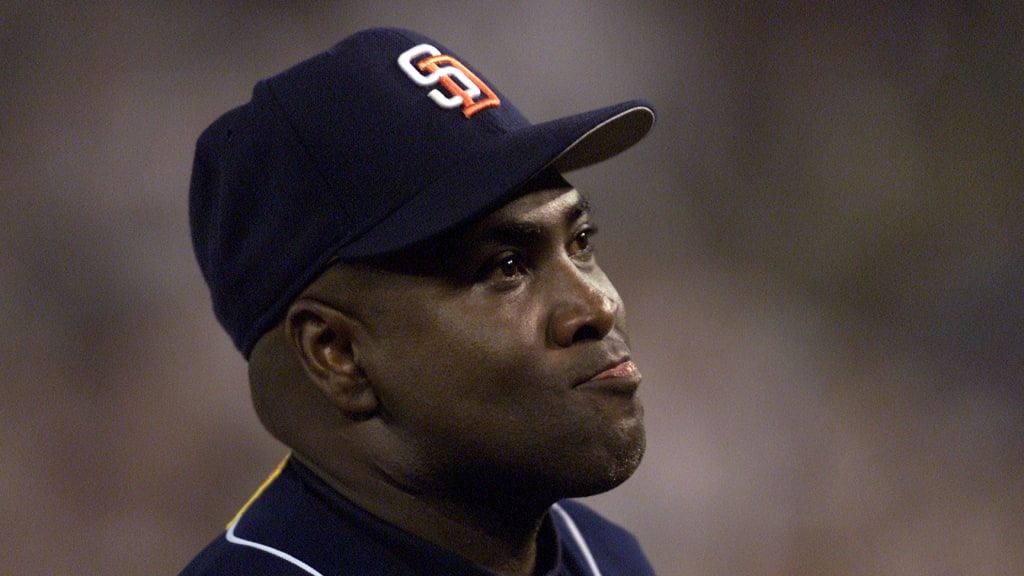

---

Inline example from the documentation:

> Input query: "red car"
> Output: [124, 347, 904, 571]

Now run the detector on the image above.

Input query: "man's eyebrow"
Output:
[476, 194, 591, 247]
[570, 194, 591, 220]
[472, 220, 544, 250]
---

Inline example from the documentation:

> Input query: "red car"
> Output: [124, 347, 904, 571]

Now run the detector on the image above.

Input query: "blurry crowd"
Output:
[2, 3, 1021, 574]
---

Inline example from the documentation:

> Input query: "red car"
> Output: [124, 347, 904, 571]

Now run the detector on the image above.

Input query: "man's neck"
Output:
[293, 452, 552, 576]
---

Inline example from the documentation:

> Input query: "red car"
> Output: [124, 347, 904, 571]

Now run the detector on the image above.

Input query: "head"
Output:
[189, 28, 655, 507]
[250, 169, 644, 506]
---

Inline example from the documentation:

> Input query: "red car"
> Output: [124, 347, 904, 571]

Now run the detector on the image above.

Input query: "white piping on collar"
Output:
[550, 503, 603, 576]
[224, 499, 600, 576]
[225, 516, 325, 576]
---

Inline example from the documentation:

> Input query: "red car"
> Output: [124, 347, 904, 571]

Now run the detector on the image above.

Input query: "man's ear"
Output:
[285, 298, 378, 419]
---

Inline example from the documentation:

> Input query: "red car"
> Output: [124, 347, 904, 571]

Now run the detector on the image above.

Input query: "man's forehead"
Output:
[347, 186, 587, 278]
[473, 186, 588, 235]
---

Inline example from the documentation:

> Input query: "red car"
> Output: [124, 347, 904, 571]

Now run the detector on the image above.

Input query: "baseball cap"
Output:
[189, 27, 655, 358]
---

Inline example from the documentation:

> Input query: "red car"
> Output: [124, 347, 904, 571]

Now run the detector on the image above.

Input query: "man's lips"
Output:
[576, 360, 641, 393]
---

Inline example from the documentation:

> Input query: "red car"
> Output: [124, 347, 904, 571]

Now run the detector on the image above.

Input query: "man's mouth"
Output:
[576, 360, 641, 394]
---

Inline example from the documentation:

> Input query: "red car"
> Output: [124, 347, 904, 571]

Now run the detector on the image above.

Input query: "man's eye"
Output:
[495, 255, 526, 279]
[570, 227, 597, 257]
[478, 253, 528, 285]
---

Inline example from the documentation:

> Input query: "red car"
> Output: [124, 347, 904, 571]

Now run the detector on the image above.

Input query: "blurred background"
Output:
[2, 2, 1022, 574]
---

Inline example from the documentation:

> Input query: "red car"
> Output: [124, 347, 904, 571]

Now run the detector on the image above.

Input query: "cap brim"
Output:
[337, 99, 655, 259]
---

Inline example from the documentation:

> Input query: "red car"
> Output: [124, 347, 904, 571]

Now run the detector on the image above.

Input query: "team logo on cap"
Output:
[397, 44, 500, 118]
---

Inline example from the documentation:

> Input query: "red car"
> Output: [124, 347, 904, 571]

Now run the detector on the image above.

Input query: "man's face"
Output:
[347, 183, 645, 504]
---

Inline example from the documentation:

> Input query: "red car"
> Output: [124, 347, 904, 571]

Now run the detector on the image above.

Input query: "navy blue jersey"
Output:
[180, 458, 655, 576]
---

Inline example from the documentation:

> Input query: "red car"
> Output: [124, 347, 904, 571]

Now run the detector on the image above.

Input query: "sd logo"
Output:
[398, 44, 501, 118]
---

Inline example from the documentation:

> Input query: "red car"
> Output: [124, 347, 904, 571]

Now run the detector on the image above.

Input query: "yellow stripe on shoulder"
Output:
[226, 453, 291, 530]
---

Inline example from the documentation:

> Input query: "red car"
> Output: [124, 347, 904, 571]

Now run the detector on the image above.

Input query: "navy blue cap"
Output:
[190, 28, 655, 358]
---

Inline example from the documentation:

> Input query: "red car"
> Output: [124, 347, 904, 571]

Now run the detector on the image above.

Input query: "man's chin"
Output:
[562, 430, 647, 499]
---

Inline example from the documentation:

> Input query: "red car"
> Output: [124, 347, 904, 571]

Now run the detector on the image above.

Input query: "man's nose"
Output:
[547, 267, 618, 348]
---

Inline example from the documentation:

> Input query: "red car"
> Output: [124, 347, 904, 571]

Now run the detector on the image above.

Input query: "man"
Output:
[183, 27, 656, 576]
